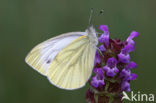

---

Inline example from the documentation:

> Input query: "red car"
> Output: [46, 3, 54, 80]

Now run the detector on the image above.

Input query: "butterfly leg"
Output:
[96, 47, 104, 57]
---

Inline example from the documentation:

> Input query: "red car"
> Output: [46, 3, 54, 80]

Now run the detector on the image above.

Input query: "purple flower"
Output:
[98, 25, 109, 47]
[99, 25, 109, 32]
[91, 68, 105, 88]
[99, 45, 106, 52]
[120, 69, 131, 81]
[122, 44, 135, 54]
[118, 53, 130, 63]
[94, 51, 101, 64]
[103, 57, 119, 77]
[126, 61, 137, 69]
[127, 31, 139, 46]
[118, 44, 134, 64]
[120, 71, 137, 92]
[121, 81, 131, 92]
[117, 31, 139, 64]
[91, 75, 105, 88]
[86, 25, 139, 102]
[93, 68, 104, 77]
[130, 73, 138, 80]
[120, 68, 137, 81]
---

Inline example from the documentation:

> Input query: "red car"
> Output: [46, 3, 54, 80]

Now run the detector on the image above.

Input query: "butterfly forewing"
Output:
[47, 35, 96, 90]
[25, 32, 86, 76]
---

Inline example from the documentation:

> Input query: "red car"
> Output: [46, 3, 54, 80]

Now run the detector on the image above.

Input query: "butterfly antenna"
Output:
[88, 9, 104, 28]
[98, 9, 104, 16]
[96, 9, 104, 36]
[88, 8, 94, 26]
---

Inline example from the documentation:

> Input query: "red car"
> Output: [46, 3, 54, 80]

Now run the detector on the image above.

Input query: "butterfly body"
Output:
[25, 26, 97, 90]
[86, 26, 98, 46]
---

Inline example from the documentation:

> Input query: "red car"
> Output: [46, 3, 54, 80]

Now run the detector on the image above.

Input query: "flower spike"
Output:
[86, 25, 139, 103]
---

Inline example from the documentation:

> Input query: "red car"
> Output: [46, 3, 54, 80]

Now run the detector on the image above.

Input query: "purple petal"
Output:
[103, 57, 119, 77]
[127, 39, 135, 46]
[121, 81, 131, 92]
[103, 66, 109, 72]
[91, 77, 98, 88]
[93, 68, 102, 73]
[94, 51, 101, 64]
[127, 31, 139, 40]
[99, 45, 106, 52]
[103, 35, 109, 47]
[103, 66, 119, 77]
[93, 68, 104, 79]
[99, 25, 109, 33]
[120, 69, 131, 78]
[106, 57, 117, 68]
[106, 69, 116, 77]
[120, 69, 137, 81]
[118, 53, 130, 63]
[122, 44, 135, 54]
[98, 34, 109, 47]
[126, 31, 139, 46]
[98, 25, 109, 47]
[130, 73, 138, 80]
[91, 75, 105, 88]
[126, 61, 138, 69]
[114, 67, 119, 73]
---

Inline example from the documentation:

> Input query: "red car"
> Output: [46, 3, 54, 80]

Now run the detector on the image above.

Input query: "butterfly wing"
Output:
[47, 35, 96, 90]
[25, 32, 86, 76]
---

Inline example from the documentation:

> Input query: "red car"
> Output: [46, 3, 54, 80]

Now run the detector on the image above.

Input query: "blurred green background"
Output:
[0, 0, 156, 103]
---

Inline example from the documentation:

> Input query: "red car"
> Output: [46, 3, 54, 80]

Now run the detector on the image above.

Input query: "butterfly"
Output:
[25, 26, 98, 90]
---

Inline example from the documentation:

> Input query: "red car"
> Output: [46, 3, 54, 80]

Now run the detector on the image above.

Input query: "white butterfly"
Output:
[25, 26, 98, 90]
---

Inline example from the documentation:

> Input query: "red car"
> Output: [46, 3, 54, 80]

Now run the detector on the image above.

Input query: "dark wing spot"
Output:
[46, 60, 51, 64]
